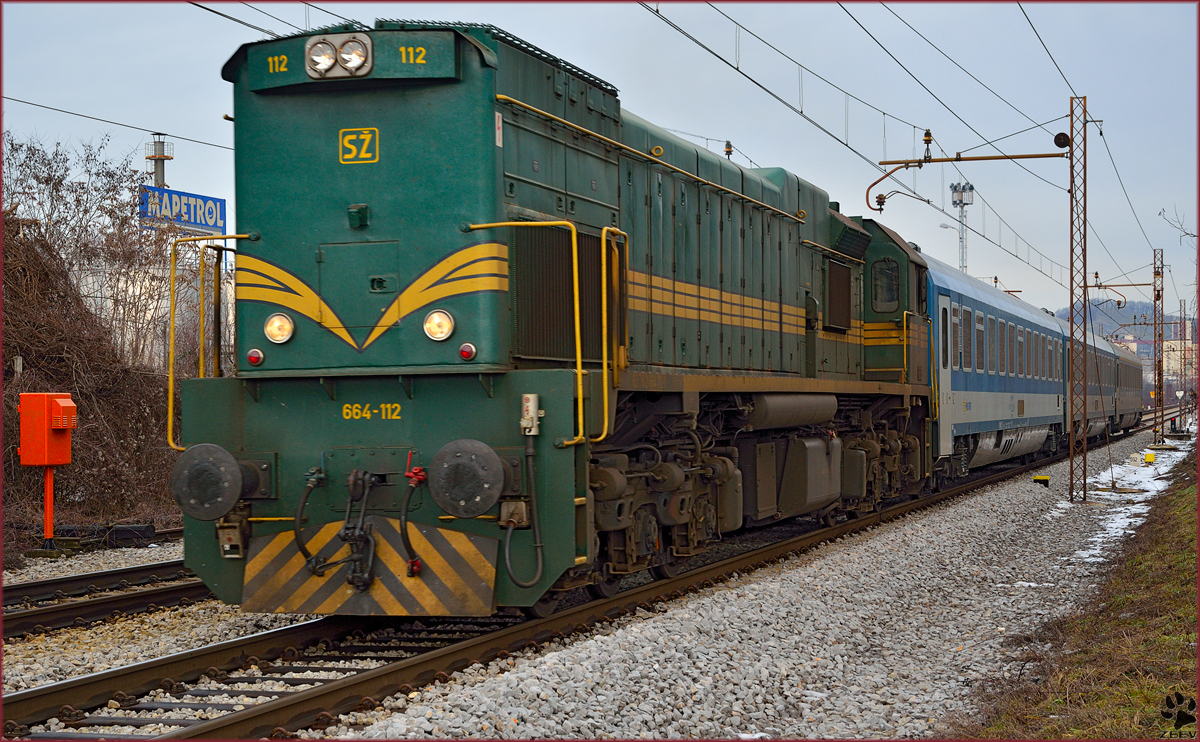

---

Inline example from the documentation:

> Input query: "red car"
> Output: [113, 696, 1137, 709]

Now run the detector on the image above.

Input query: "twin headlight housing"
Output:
[262, 310, 457, 344]
[304, 33, 373, 79]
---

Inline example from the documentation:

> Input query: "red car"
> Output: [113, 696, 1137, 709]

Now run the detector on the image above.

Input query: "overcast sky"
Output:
[4, 2, 1196, 325]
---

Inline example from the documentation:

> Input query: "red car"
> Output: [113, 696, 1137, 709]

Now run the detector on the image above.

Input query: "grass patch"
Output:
[956, 449, 1197, 739]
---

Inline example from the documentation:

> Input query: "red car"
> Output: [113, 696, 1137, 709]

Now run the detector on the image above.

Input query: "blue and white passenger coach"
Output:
[926, 255, 1141, 487]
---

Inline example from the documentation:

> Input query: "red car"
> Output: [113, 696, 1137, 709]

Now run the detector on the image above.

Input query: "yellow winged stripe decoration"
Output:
[235, 254, 357, 348]
[361, 243, 509, 350]
[235, 244, 509, 352]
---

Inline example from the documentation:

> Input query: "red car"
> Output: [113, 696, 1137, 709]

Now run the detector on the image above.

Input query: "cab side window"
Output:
[871, 258, 900, 313]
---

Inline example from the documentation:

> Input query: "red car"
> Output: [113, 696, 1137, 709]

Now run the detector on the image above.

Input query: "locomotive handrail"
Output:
[901, 310, 921, 386]
[927, 315, 938, 422]
[467, 221, 589, 448]
[167, 234, 250, 452]
[592, 226, 628, 443]
[494, 95, 872, 267]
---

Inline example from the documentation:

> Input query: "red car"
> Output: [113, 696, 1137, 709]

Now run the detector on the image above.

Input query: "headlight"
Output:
[308, 41, 336, 72]
[423, 310, 454, 341]
[264, 313, 295, 343]
[339, 39, 367, 70]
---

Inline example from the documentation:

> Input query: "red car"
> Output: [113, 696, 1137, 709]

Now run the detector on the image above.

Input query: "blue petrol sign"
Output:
[139, 185, 227, 234]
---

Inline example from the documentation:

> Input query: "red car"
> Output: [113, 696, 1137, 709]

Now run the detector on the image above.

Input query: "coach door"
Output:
[937, 294, 952, 455]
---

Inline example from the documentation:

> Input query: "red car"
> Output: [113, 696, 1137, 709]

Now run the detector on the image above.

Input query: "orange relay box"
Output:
[19, 392, 77, 466]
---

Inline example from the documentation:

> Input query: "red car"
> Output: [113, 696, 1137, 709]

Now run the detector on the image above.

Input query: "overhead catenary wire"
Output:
[241, 2, 303, 32]
[705, 3, 924, 130]
[958, 116, 1067, 156]
[881, 3, 1059, 137]
[661, 128, 761, 167]
[1013, 5, 1164, 304]
[1018, 3, 1078, 98]
[850, 6, 1160, 295]
[2, 96, 234, 151]
[648, 5, 1070, 289]
[838, 3, 1066, 194]
[302, 2, 366, 29]
[640, 3, 1068, 288]
[188, 2, 278, 37]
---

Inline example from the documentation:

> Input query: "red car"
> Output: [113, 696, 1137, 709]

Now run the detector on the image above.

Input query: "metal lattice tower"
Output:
[1067, 97, 1088, 503]
[1182, 299, 1189, 399]
[950, 183, 974, 273]
[1153, 248, 1164, 444]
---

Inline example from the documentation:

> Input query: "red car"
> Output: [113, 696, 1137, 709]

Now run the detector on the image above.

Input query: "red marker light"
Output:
[247, 348, 265, 366]
[459, 343, 477, 361]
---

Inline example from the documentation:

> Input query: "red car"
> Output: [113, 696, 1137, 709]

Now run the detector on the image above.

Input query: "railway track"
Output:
[7, 420, 1181, 740]
[3, 561, 206, 640]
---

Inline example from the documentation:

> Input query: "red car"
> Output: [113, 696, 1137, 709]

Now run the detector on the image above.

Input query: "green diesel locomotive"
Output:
[172, 21, 932, 618]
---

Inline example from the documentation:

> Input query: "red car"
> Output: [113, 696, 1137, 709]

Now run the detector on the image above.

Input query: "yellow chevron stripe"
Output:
[406, 526, 491, 615]
[235, 255, 358, 349]
[374, 532, 452, 615]
[362, 243, 509, 350]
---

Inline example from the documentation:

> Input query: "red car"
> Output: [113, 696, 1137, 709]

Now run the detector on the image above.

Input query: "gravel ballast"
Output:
[3, 541, 183, 585]
[295, 428, 1192, 739]
[2, 601, 311, 693]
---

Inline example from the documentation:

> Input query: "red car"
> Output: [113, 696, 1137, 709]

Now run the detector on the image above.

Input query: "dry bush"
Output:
[2, 131, 209, 561]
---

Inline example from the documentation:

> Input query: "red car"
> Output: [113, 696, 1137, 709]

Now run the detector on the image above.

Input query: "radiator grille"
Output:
[510, 226, 605, 361]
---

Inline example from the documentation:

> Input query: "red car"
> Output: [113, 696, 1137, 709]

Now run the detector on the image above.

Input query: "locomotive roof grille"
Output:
[374, 20, 619, 96]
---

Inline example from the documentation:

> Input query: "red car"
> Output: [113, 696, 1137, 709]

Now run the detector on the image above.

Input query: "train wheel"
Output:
[651, 558, 682, 580]
[588, 574, 623, 600]
[523, 593, 559, 619]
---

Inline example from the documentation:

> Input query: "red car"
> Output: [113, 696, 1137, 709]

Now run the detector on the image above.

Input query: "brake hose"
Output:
[503, 434, 544, 588]
[401, 459, 426, 577]
[294, 473, 322, 572]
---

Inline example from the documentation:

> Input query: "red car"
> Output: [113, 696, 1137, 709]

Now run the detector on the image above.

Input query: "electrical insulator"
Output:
[724, 141, 733, 160]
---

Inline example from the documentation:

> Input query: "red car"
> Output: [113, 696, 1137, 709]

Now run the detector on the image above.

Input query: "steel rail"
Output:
[3, 580, 213, 640]
[3, 618, 358, 728]
[4, 561, 189, 607]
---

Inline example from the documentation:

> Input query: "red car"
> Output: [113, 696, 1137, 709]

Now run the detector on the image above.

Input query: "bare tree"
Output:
[2, 131, 207, 561]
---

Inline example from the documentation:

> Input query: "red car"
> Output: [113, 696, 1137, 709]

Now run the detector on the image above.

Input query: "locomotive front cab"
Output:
[175, 24, 607, 619]
[224, 24, 509, 374]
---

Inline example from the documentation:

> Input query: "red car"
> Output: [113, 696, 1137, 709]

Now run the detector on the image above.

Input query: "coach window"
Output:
[998, 321, 1007, 376]
[941, 306, 949, 369]
[975, 312, 985, 372]
[1017, 326, 1024, 376]
[1008, 322, 1016, 375]
[1034, 334, 1040, 379]
[1025, 328, 1033, 379]
[963, 308, 973, 370]
[871, 258, 900, 313]
[951, 304, 960, 370]
[987, 316, 996, 373]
